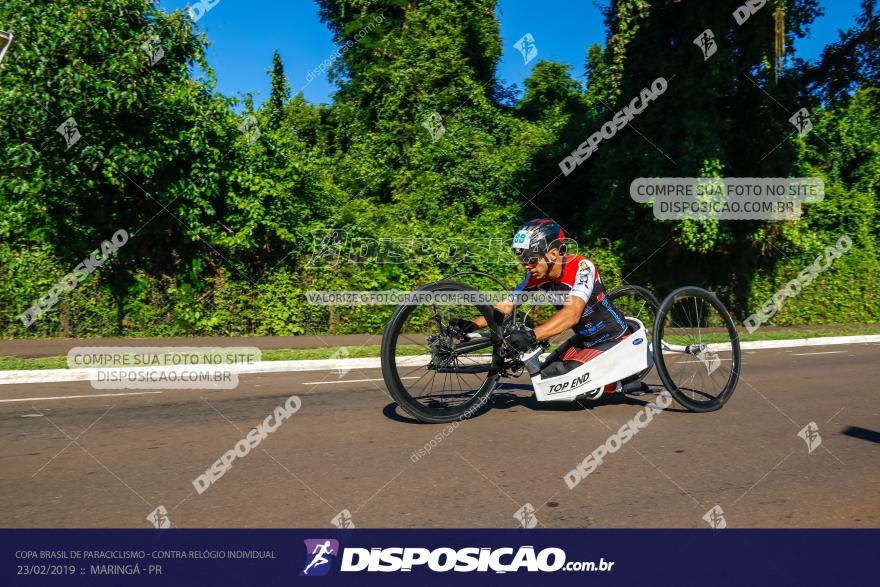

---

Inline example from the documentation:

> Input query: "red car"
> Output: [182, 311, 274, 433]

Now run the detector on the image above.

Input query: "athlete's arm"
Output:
[472, 271, 531, 330]
[472, 300, 513, 329]
[532, 258, 595, 340]
[534, 295, 586, 341]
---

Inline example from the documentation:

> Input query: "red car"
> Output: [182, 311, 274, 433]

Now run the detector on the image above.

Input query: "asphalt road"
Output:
[0, 343, 878, 529]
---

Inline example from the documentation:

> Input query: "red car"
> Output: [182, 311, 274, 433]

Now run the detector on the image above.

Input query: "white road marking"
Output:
[791, 351, 846, 356]
[668, 334, 880, 353]
[0, 391, 163, 403]
[303, 376, 420, 385]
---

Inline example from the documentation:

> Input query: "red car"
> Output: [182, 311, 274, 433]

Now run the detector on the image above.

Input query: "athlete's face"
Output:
[521, 248, 561, 279]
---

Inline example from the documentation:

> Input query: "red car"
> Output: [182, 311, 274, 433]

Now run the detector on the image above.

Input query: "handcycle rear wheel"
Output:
[652, 287, 741, 412]
[380, 281, 504, 423]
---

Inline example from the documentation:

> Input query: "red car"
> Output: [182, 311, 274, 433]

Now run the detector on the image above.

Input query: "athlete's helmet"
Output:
[511, 219, 566, 264]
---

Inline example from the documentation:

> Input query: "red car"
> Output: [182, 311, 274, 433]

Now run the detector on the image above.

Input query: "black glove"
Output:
[506, 328, 538, 352]
[448, 318, 477, 335]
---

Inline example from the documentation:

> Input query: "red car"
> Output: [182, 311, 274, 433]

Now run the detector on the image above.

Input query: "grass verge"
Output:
[0, 324, 877, 371]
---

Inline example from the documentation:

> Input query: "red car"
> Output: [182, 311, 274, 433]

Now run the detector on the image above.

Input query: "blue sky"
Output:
[158, 0, 865, 106]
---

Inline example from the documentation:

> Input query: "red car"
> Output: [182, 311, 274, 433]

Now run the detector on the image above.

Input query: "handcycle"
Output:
[380, 272, 741, 423]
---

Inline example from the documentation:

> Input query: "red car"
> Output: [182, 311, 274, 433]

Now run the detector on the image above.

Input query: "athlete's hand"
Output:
[506, 328, 538, 352]
[448, 318, 477, 336]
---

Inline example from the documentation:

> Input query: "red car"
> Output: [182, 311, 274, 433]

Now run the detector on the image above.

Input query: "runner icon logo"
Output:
[146, 505, 171, 529]
[513, 503, 538, 529]
[421, 112, 446, 142]
[703, 505, 727, 529]
[140, 35, 165, 66]
[513, 33, 538, 65]
[789, 107, 813, 136]
[57, 117, 81, 150]
[798, 421, 822, 453]
[238, 114, 261, 145]
[694, 29, 717, 60]
[331, 509, 356, 529]
[695, 348, 721, 375]
[300, 539, 339, 577]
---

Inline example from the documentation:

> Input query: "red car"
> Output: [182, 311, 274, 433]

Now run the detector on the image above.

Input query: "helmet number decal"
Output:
[513, 230, 531, 249]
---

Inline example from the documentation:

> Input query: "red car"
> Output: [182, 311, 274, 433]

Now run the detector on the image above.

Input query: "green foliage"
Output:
[0, 0, 877, 338]
[268, 50, 290, 122]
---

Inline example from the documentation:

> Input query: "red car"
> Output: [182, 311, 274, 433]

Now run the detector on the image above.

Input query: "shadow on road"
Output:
[842, 426, 880, 444]
[381, 383, 689, 424]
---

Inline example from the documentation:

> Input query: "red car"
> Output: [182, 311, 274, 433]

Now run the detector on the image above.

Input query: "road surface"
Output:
[0, 343, 877, 528]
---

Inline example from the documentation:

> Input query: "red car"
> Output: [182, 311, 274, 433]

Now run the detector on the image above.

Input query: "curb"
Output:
[0, 355, 432, 386]
[701, 334, 880, 353]
[1, 334, 878, 386]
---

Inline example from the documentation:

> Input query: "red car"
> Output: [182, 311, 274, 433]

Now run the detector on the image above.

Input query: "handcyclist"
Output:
[451, 219, 629, 386]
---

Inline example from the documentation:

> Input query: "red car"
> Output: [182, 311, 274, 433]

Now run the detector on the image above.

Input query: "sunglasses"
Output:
[515, 249, 543, 265]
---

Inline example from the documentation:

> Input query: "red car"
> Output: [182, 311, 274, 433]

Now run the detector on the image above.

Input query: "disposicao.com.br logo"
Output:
[300, 539, 340, 577]
[300, 542, 614, 575]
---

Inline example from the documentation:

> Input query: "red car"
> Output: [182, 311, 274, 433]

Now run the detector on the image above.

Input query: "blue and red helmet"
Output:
[512, 219, 567, 263]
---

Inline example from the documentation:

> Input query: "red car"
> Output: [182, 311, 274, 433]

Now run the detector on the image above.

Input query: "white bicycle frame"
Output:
[527, 317, 653, 402]
[458, 317, 716, 403]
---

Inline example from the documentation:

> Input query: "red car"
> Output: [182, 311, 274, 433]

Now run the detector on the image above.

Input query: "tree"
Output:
[516, 61, 586, 121]
[547, 0, 826, 304]
[797, 0, 878, 105]
[268, 49, 290, 127]
[0, 0, 237, 332]
[1, 0, 877, 337]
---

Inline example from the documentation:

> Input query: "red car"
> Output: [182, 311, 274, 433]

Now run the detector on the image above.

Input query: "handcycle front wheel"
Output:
[380, 281, 505, 424]
[652, 286, 741, 412]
